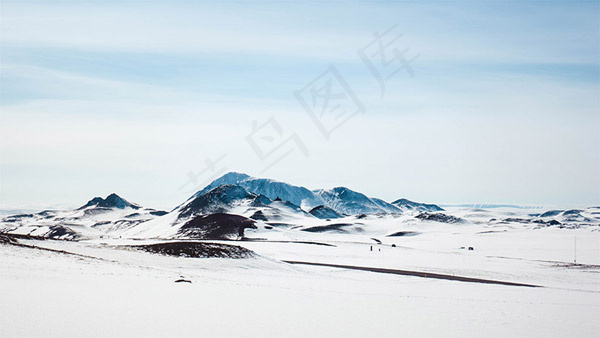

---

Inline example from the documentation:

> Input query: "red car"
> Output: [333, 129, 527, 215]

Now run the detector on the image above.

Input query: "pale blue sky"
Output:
[0, 0, 598, 209]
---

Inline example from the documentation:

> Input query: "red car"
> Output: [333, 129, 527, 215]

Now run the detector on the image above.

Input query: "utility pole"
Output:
[574, 236, 577, 264]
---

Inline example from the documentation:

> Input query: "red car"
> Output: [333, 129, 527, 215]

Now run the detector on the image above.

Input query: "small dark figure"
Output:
[468, 247, 474, 251]
[392, 244, 396, 247]
[378, 248, 381, 252]
[370, 246, 373, 251]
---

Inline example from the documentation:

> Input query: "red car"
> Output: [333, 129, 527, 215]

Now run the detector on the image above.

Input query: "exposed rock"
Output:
[132, 241, 254, 259]
[309, 205, 343, 219]
[149, 210, 168, 216]
[45, 225, 82, 240]
[539, 210, 563, 218]
[302, 223, 355, 233]
[177, 213, 256, 240]
[250, 210, 268, 221]
[178, 185, 253, 219]
[387, 231, 420, 237]
[80, 193, 141, 210]
[392, 198, 444, 212]
[0, 234, 18, 244]
[416, 212, 464, 224]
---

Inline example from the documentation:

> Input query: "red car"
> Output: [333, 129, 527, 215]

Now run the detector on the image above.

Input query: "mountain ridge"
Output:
[79, 193, 141, 210]
[194, 172, 438, 215]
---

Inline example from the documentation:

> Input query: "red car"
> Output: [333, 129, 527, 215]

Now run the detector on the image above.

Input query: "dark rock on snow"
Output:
[177, 213, 257, 240]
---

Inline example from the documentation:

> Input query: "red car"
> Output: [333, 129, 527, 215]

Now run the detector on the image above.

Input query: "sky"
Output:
[0, 0, 599, 210]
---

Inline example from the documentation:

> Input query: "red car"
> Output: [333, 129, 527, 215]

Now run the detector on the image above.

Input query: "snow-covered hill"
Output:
[79, 193, 142, 210]
[1, 173, 599, 242]
[392, 198, 444, 212]
[194, 172, 321, 208]
[0, 194, 167, 240]
[194, 172, 434, 215]
[308, 205, 343, 219]
[316, 187, 397, 215]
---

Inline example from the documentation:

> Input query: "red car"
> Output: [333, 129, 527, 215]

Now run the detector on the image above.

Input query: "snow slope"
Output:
[1, 220, 598, 337]
[0, 194, 165, 240]
[193, 172, 438, 215]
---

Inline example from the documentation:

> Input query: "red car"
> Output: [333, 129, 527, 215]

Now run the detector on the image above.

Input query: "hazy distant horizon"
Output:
[0, 170, 595, 212]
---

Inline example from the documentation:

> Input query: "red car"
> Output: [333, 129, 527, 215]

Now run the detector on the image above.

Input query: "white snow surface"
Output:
[1, 205, 599, 337]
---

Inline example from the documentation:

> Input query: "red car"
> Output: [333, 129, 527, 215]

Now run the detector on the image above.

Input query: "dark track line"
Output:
[283, 260, 542, 288]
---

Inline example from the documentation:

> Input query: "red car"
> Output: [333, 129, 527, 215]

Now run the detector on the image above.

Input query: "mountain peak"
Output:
[206, 184, 251, 198]
[309, 205, 343, 219]
[330, 186, 358, 195]
[194, 172, 318, 208]
[80, 193, 140, 210]
[325, 187, 370, 200]
[191, 173, 432, 216]
[220, 172, 251, 182]
[392, 198, 443, 212]
[193, 172, 252, 197]
[178, 184, 255, 219]
[318, 186, 390, 214]
[105, 193, 122, 201]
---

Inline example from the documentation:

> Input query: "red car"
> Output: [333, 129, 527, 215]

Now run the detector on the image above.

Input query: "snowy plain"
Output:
[1, 205, 599, 338]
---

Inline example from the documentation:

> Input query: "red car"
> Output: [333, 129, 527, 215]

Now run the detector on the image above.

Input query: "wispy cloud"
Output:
[0, 0, 598, 207]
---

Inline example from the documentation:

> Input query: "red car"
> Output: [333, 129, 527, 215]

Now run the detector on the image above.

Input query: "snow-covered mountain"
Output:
[3, 173, 597, 242]
[308, 205, 343, 219]
[173, 184, 312, 222]
[537, 208, 599, 225]
[392, 198, 444, 212]
[194, 172, 321, 208]
[79, 193, 141, 210]
[195, 172, 428, 215]
[177, 185, 258, 219]
[316, 187, 397, 215]
[120, 183, 316, 239]
[0, 193, 165, 240]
